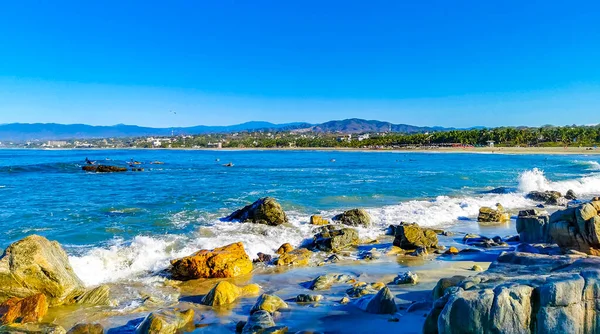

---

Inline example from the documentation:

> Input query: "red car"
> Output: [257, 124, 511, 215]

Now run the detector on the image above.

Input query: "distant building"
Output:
[46, 140, 68, 147]
[207, 142, 223, 149]
[358, 134, 370, 141]
[486, 140, 495, 147]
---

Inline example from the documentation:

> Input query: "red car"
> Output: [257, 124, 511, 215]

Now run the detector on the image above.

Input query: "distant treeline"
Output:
[164, 125, 600, 149]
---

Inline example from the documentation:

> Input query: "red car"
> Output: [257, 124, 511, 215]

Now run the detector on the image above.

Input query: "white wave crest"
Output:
[573, 160, 600, 171]
[518, 167, 600, 195]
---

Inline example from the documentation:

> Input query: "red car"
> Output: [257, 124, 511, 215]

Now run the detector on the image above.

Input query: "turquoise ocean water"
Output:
[1, 149, 599, 285]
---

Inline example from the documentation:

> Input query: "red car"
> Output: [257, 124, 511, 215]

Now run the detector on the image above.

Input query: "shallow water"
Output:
[1, 149, 599, 286]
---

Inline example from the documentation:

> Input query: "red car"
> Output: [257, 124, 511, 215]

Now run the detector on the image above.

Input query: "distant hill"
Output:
[0, 119, 464, 141]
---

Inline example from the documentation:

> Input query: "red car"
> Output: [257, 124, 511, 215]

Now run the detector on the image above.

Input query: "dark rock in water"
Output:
[309, 274, 353, 291]
[135, 309, 194, 334]
[225, 197, 288, 226]
[515, 243, 541, 254]
[67, 323, 104, 334]
[241, 310, 277, 334]
[0, 235, 86, 306]
[254, 253, 272, 264]
[332, 209, 371, 227]
[295, 294, 323, 303]
[491, 236, 503, 244]
[236, 321, 247, 333]
[526, 190, 566, 205]
[392, 223, 438, 250]
[483, 187, 512, 194]
[516, 209, 552, 243]
[82, 165, 127, 173]
[355, 286, 398, 314]
[565, 189, 577, 200]
[424, 252, 600, 333]
[312, 226, 358, 252]
[504, 235, 520, 243]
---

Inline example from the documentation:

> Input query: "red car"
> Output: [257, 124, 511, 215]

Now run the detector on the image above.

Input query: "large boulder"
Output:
[526, 190, 566, 205]
[312, 226, 359, 252]
[548, 202, 600, 255]
[225, 197, 288, 226]
[135, 309, 194, 334]
[392, 223, 438, 250]
[516, 209, 552, 243]
[201, 281, 260, 306]
[477, 204, 510, 224]
[249, 294, 288, 314]
[424, 252, 600, 333]
[274, 248, 312, 267]
[0, 294, 48, 325]
[332, 209, 371, 227]
[0, 235, 86, 306]
[169, 242, 252, 280]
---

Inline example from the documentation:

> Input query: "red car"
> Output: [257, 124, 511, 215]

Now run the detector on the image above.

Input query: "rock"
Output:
[424, 252, 600, 334]
[392, 223, 438, 250]
[201, 281, 260, 306]
[82, 165, 127, 173]
[74, 285, 111, 306]
[66, 324, 104, 334]
[432, 276, 466, 300]
[295, 294, 322, 303]
[274, 248, 312, 266]
[169, 242, 252, 280]
[355, 287, 397, 314]
[565, 189, 577, 200]
[0, 294, 48, 325]
[392, 271, 418, 285]
[312, 226, 358, 252]
[516, 243, 541, 254]
[471, 265, 483, 271]
[444, 246, 459, 255]
[309, 274, 353, 290]
[236, 321, 246, 333]
[241, 311, 275, 334]
[516, 209, 552, 243]
[309, 215, 329, 226]
[254, 253, 272, 264]
[411, 247, 428, 257]
[0, 235, 86, 306]
[359, 248, 381, 261]
[0, 323, 67, 333]
[135, 309, 194, 334]
[250, 294, 288, 314]
[505, 235, 520, 243]
[477, 204, 510, 223]
[276, 243, 293, 255]
[332, 209, 371, 227]
[346, 282, 385, 298]
[526, 190, 566, 205]
[225, 197, 288, 226]
[339, 296, 350, 304]
[548, 203, 600, 254]
[406, 301, 431, 313]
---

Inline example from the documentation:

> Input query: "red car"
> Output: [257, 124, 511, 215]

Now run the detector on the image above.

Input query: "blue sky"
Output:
[0, 1, 599, 127]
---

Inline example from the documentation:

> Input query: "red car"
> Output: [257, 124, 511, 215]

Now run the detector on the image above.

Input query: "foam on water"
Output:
[572, 160, 600, 171]
[518, 167, 600, 194]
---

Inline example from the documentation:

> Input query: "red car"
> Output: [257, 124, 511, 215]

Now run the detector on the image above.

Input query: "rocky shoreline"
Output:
[1, 193, 599, 333]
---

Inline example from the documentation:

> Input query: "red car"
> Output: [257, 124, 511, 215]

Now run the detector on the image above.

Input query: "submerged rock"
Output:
[392, 223, 438, 250]
[274, 248, 312, 267]
[82, 165, 127, 173]
[66, 324, 104, 334]
[332, 209, 371, 227]
[312, 226, 358, 253]
[169, 242, 253, 280]
[0, 293, 48, 325]
[201, 281, 260, 306]
[250, 294, 288, 314]
[309, 274, 353, 290]
[526, 190, 566, 205]
[225, 197, 288, 226]
[346, 282, 385, 298]
[354, 286, 397, 314]
[309, 215, 329, 226]
[0, 235, 86, 306]
[135, 309, 194, 334]
[0, 323, 67, 333]
[295, 294, 323, 303]
[241, 311, 278, 334]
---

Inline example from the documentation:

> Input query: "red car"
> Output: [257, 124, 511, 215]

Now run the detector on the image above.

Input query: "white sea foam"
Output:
[518, 167, 600, 194]
[572, 160, 600, 171]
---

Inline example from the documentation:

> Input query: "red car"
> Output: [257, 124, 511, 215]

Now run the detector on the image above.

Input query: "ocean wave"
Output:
[571, 160, 600, 171]
[518, 168, 600, 194]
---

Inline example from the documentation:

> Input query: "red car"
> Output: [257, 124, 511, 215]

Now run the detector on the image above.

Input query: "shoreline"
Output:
[3, 146, 600, 155]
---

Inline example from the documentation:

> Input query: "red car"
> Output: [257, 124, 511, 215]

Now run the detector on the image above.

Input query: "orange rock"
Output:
[276, 243, 294, 255]
[169, 242, 253, 280]
[0, 293, 48, 324]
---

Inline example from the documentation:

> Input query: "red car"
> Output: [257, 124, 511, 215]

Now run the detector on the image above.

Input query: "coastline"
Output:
[4, 146, 600, 155]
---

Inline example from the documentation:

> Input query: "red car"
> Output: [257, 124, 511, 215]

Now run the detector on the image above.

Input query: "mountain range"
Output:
[0, 119, 458, 141]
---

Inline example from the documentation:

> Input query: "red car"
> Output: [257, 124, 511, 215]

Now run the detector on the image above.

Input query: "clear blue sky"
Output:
[0, 1, 599, 127]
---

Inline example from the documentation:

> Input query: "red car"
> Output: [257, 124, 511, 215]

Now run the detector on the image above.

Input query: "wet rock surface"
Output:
[225, 197, 289, 226]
